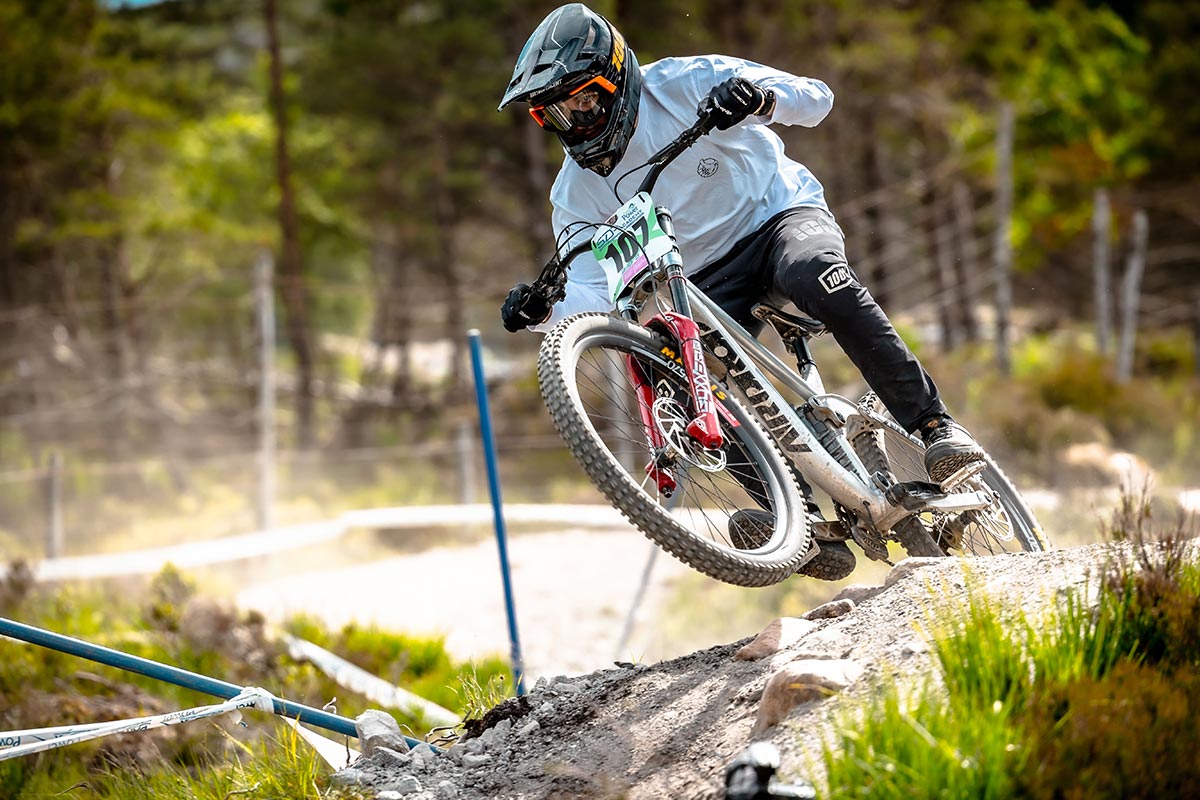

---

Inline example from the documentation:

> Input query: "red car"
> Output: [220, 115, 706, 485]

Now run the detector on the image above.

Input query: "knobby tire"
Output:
[538, 313, 812, 587]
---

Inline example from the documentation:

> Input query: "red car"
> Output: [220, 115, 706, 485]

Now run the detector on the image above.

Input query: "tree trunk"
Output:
[923, 175, 959, 352]
[1092, 187, 1112, 354]
[99, 149, 133, 455]
[1116, 209, 1149, 383]
[951, 182, 981, 342]
[864, 130, 905, 310]
[859, 131, 887, 307]
[519, 117, 554, 248]
[1193, 289, 1200, 379]
[264, 0, 316, 448]
[430, 132, 467, 400]
[993, 102, 1015, 374]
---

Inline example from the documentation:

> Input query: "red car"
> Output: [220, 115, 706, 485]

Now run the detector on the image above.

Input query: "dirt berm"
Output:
[333, 543, 1107, 799]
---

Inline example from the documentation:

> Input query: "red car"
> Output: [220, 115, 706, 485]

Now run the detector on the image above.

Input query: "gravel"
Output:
[338, 542, 1119, 799]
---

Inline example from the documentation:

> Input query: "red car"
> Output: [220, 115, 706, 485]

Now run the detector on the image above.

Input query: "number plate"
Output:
[591, 192, 673, 303]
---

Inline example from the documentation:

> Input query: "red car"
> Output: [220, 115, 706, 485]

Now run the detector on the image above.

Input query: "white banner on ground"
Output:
[282, 634, 459, 728]
[282, 717, 360, 770]
[0, 686, 275, 761]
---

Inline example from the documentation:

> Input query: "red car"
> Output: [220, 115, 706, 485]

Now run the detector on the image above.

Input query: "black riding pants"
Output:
[691, 207, 946, 433]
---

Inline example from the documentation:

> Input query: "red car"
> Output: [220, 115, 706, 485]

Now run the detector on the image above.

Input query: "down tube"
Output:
[683, 284, 894, 523]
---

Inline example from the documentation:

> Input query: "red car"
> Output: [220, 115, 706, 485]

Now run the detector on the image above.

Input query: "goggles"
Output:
[529, 76, 617, 137]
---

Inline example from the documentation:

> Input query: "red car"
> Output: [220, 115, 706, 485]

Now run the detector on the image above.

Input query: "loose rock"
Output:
[329, 767, 369, 787]
[752, 658, 865, 736]
[803, 598, 855, 620]
[382, 775, 422, 795]
[831, 583, 884, 605]
[884, 557, 944, 588]
[355, 709, 410, 756]
[515, 719, 541, 738]
[734, 617, 818, 660]
[373, 747, 411, 769]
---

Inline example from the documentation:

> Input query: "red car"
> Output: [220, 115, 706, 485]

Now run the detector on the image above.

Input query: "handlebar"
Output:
[635, 110, 719, 197]
[528, 110, 719, 303]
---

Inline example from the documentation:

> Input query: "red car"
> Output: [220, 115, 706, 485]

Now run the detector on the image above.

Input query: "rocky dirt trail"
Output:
[331, 542, 1111, 800]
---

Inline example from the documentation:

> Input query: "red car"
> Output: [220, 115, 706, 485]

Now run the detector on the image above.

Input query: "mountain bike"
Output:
[526, 111, 1050, 588]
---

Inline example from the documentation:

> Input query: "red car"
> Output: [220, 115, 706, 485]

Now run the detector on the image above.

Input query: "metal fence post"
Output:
[256, 251, 276, 532]
[46, 452, 63, 559]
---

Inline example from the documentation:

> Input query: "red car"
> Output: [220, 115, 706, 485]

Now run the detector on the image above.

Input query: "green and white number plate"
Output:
[591, 192, 672, 303]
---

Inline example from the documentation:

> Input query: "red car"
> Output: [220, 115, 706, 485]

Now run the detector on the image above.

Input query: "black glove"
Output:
[501, 283, 552, 332]
[699, 77, 771, 131]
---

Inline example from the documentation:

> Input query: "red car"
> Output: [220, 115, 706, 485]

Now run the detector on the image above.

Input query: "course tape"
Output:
[0, 686, 275, 761]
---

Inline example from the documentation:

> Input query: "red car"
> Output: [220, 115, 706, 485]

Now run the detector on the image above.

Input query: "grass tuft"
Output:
[819, 481, 1200, 798]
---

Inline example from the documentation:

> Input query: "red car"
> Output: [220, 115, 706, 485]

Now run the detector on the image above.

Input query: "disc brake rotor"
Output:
[651, 396, 726, 472]
[932, 481, 1016, 550]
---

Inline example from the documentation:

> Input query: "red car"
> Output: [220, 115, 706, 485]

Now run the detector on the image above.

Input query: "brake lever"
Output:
[529, 255, 568, 304]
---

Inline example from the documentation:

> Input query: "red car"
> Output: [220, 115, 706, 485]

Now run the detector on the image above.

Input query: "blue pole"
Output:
[0, 616, 423, 748]
[467, 329, 527, 696]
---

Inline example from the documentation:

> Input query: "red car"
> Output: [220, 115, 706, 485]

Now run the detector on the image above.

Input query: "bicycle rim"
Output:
[538, 314, 811, 586]
[875, 423, 1049, 555]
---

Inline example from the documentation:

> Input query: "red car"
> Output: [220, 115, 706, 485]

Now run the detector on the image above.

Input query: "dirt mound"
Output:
[332, 543, 1109, 799]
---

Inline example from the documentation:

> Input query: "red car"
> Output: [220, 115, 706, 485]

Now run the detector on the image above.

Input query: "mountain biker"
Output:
[497, 4, 984, 545]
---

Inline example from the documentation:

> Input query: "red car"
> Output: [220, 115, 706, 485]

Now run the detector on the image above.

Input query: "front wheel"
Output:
[537, 313, 812, 587]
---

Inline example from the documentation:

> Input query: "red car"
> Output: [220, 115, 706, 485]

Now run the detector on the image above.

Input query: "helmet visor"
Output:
[529, 76, 618, 142]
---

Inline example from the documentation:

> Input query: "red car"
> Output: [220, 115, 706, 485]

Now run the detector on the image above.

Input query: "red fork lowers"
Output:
[661, 312, 724, 450]
[626, 354, 677, 497]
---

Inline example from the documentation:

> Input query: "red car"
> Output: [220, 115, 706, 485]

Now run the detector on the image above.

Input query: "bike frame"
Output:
[618, 209, 994, 536]
[536, 113, 994, 539]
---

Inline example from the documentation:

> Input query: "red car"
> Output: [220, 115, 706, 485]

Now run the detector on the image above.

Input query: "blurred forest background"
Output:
[2, 0, 1199, 558]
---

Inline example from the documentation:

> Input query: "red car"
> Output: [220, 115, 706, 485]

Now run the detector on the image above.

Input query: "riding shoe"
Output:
[920, 416, 986, 484]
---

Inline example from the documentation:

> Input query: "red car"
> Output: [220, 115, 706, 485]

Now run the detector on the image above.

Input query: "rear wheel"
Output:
[538, 314, 812, 587]
[864, 418, 1050, 555]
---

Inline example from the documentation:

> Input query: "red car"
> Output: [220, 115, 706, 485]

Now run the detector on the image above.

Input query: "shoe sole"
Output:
[927, 451, 985, 483]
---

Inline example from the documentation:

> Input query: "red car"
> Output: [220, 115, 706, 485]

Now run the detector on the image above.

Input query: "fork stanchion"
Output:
[467, 329, 527, 696]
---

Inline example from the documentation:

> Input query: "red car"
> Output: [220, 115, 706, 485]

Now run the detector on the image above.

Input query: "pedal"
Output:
[884, 480, 947, 511]
[849, 521, 890, 562]
[939, 460, 986, 491]
[811, 518, 849, 542]
[886, 479, 994, 514]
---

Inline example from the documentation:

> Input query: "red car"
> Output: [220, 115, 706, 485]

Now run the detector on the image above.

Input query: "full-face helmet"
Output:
[498, 4, 642, 177]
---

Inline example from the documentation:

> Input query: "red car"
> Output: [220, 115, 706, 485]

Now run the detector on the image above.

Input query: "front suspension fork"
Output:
[655, 206, 723, 450]
[626, 354, 678, 496]
[622, 205, 725, 495]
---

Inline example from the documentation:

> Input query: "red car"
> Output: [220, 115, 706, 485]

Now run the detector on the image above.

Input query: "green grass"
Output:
[0, 563, 513, 799]
[4, 726, 367, 800]
[817, 488, 1200, 799]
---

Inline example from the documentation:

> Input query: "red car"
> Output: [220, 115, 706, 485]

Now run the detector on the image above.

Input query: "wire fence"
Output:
[2, 150, 1197, 562]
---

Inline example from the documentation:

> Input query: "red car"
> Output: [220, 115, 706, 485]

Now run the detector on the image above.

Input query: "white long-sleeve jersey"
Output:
[531, 54, 834, 333]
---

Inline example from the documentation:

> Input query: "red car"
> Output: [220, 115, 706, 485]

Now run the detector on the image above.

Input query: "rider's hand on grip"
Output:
[501, 283, 552, 332]
[698, 77, 770, 131]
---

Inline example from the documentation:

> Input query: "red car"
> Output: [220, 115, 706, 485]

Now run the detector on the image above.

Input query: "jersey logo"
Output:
[697, 157, 719, 178]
